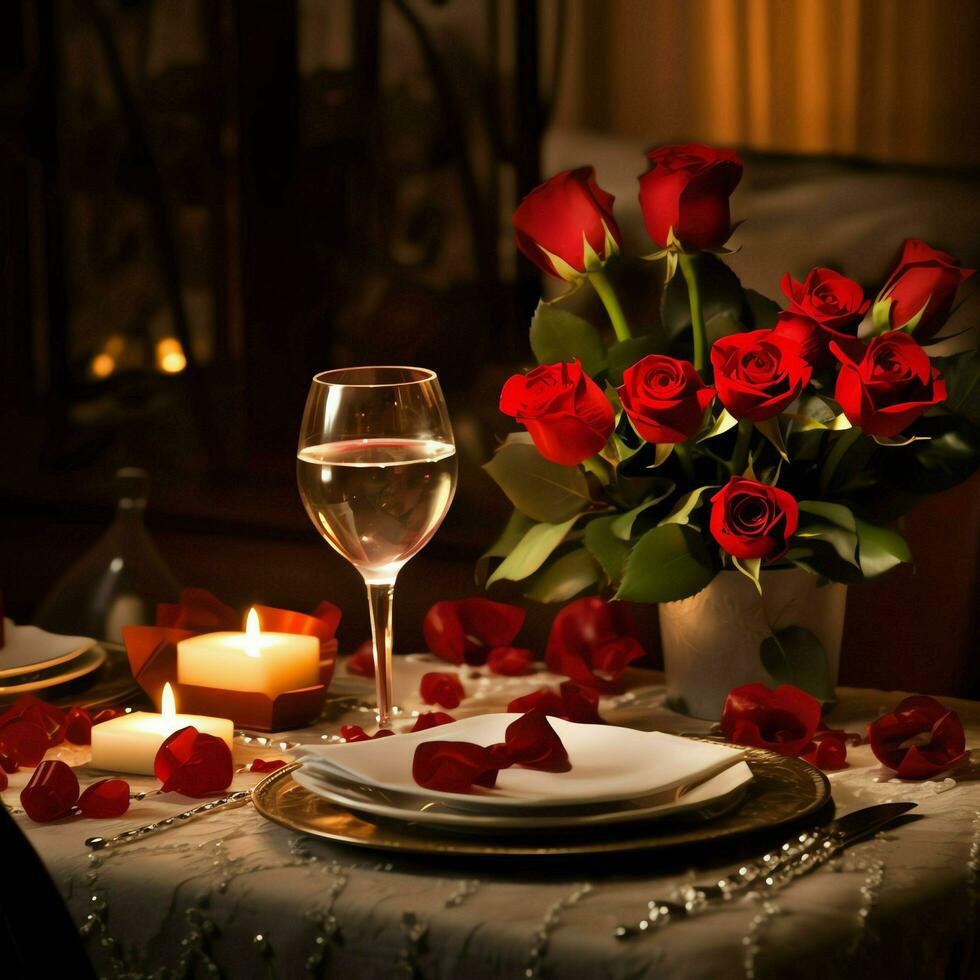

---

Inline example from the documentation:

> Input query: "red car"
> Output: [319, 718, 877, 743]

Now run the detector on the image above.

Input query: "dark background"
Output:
[1, 1, 978, 695]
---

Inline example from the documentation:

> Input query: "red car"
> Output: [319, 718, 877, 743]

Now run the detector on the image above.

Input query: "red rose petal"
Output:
[558, 682, 604, 725]
[501, 708, 570, 772]
[0, 719, 50, 767]
[161, 733, 234, 797]
[0, 769, 6, 791]
[345, 642, 376, 677]
[63, 706, 94, 745]
[0, 695, 66, 747]
[420, 672, 466, 709]
[721, 683, 821, 757]
[412, 741, 499, 793]
[410, 712, 455, 733]
[802, 734, 848, 771]
[249, 759, 288, 773]
[423, 599, 525, 666]
[0, 750, 17, 774]
[486, 647, 534, 676]
[154, 726, 201, 783]
[20, 760, 80, 822]
[869, 696, 966, 779]
[507, 688, 567, 717]
[78, 778, 131, 818]
[340, 725, 394, 743]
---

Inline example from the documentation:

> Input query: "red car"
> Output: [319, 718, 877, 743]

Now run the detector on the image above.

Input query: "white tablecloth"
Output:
[10, 657, 980, 980]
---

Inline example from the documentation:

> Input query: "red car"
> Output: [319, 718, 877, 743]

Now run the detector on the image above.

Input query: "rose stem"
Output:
[673, 442, 697, 484]
[731, 419, 753, 476]
[678, 253, 707, 373]
[589, 270, 632, 343]
[819, 426, 863, 496]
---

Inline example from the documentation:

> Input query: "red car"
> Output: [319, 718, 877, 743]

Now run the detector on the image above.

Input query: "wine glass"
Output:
[297, 366, 457, 725]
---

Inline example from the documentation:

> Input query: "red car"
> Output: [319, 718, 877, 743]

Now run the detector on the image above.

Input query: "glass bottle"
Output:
[35, 468, 181, 642]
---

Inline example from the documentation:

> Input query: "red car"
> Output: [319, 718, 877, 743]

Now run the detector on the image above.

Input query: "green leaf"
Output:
[476, 509, 534, 586]
[743, 288, 782, 330]
[486, 517, 578, 586]
[605, 334, 668, 387]
[610, 484, 677, 539]
[783, 412, 852, 432]
[798, 501, 856, 532]
[584, 516, 631, 583]
[524, 548, 600, 603]
[529, 302, 606, 377]
[698, 408, 739, 442]
[732, 556, 762, 593]
[616, 524, 715, 603]
[855, 519, 912, 579]
[754, 417, 789, 462]
[483, 433, 593, 523]
[934, 351, 980, 426]
[659, 485, 718, 526]
[759, 627, 836, 702]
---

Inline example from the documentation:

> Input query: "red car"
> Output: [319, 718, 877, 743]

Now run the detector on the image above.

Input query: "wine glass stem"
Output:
[365, 581, 395, 726]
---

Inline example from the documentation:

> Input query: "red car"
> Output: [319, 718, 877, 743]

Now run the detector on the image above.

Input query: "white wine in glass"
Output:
[297, 367, 457, 725]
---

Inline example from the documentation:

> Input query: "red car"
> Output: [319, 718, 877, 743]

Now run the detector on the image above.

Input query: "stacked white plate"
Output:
[0, 620, 104, 698]
[296, 714, 753, 834]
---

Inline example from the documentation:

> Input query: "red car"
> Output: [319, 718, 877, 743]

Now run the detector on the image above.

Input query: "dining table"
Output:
[9, 647, 980, 980]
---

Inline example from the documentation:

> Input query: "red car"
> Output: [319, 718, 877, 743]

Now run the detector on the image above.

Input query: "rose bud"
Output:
[876, 239, 975, 340]
[831, 332, 946, 438]
[618, 355, 714, 444]
[709, 477, 799, 562]
[710, 329, 812, 422]
[721, 684, 821, 757]
[513, 167, 622, 281]
[500, 361, 614, 466]
[638, 143, 743, 251]
[778, 267, 870, 365]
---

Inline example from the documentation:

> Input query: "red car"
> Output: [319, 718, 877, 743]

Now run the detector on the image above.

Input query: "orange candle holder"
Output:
[122, 603, 339, 731]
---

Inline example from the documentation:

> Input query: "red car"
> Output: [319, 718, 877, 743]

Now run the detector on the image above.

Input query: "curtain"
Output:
[554, 0, 980, 167]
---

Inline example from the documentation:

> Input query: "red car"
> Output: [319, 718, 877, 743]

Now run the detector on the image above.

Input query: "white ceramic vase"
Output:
[658, 569, 847, 720]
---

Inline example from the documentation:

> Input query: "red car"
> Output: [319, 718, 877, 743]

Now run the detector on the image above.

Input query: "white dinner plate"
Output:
[0, 645, 107, 697]
[294, 760, 754, 832]
[299, 714, 744, 809]
[0, 619, 96, 678]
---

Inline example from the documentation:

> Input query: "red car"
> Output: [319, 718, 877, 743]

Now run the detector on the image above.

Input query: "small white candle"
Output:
[90, 683, 234, 775]
[177, 608, 320, 697]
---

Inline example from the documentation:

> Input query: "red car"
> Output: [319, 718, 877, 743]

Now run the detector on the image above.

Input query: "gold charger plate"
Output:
[253, 744, 831, 857]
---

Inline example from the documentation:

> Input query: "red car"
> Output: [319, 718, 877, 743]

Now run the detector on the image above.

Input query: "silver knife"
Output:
[614, 801, 917, 939]
[84, 790, 253, 851]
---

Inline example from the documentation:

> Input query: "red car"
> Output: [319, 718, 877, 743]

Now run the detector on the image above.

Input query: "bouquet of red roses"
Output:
[482, 145, 977, 622]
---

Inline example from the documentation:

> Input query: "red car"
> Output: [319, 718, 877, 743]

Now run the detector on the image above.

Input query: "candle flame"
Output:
[245, 607, 261, 658]
[162, 682, 176, 719]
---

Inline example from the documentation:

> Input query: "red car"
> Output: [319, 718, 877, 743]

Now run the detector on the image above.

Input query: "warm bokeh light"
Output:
[91, 352, 116, 378]
[156, 337, 187, 374]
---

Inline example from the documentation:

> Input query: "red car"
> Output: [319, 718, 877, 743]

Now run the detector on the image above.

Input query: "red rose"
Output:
[710, 329, 812, 422]
[513, 167, 622, 281]
[721, 684, 821, 757]
[500, 361, 614, 466]
[877, 239, 975, 340]
[831, 332, 946, 438]
[617, 355, 715, 444]
[486, 647, 534, 676]
[781, 268, 869, 336]
[710, 477, 799, 561]
[545, 597, 646, 690]
[345, 641, 375, 677]
[423, 598, 525, 666]
[420, 672, 466, 709]
[868, 695, 966, 779]
[638, 143, 743, 250]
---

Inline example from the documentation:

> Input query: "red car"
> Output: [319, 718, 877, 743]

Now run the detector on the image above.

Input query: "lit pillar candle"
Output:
[177, 608, 320, 697]
[90, 684, 234, 775]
